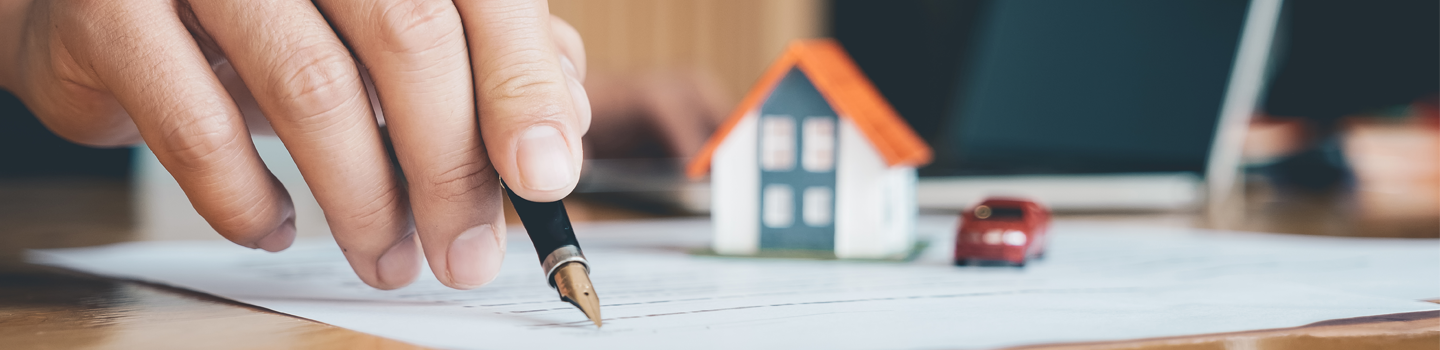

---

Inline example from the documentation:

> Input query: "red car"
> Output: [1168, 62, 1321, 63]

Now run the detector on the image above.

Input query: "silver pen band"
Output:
[541, 245, 589, 287]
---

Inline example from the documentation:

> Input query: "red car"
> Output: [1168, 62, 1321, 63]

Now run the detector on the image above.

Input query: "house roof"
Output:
[686, 39, 933, 179]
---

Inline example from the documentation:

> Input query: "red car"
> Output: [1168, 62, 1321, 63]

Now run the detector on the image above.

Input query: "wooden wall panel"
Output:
[549, 0, 828, 105]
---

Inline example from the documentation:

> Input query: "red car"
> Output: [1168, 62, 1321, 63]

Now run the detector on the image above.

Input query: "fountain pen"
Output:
[503, 182, 602, 327]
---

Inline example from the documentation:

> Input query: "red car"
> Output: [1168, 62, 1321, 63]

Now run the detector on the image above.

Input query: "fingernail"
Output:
[377, 235, 421, 288]
[559, 54, 580, 81]
[448, 224, 504, 288]
[516, 125, 574, 191]
[256, 217, 296, 252]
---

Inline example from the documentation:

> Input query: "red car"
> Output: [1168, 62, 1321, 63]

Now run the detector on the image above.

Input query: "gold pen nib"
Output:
[554, 262, 602, 327]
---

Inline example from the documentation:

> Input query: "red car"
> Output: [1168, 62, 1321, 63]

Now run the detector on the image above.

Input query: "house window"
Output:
[801, 117, 835, 172]
[760, 115, 796, 171]
[762, 184, 794, 228]
[802, 186, 832, 226]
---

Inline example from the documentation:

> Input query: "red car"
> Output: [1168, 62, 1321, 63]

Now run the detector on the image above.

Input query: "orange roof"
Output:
[687, 39, 933, 178]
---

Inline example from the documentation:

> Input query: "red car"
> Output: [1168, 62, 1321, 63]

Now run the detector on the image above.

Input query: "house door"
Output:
[757, 68, 838, 251]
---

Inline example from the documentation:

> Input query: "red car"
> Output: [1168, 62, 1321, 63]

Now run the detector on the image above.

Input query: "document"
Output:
[30, 217, 1440, 350]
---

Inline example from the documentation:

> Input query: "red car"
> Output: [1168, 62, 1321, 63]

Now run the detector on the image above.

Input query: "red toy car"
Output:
[954, 198, 1051, 267]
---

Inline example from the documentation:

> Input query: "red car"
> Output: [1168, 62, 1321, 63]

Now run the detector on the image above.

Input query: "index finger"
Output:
[454, 0, 587, 202]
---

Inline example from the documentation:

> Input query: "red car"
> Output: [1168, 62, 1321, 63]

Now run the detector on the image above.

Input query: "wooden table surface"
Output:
[1, 178, 1436, 350]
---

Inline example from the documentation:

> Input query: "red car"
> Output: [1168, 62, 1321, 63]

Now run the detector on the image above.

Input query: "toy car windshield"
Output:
[975, 205, 1024, 220]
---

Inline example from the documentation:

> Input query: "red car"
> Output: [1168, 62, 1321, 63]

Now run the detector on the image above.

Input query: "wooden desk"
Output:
[2, 179, 1436, 350]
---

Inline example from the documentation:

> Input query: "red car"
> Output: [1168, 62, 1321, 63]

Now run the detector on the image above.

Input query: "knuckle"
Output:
[157, 113, 241, 172]
[481, 1, 542, 27]
[373, 0, 462, 55]
[346, 183, 406, 232]
[271, 44, 363, 127]
[481, 50, 565, 101]
[424, 154, 494, 202]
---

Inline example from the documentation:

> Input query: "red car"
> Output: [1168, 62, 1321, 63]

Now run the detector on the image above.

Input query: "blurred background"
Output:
[1, 0, 1436, 260]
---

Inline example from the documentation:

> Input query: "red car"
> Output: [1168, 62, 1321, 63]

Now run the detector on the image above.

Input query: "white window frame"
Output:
[802, 186, 832, 227]
[762, 184, 794, 228]
[801, 116, 836, 172]
[759, 115, 796, 172]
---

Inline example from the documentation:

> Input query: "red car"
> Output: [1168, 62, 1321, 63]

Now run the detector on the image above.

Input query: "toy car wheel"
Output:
[954, 259, 972, 266]
[1012, 260, 1026, 268]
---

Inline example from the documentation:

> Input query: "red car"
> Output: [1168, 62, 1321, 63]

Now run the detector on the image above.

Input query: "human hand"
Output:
[584, 70, 728, 160]
[0, 0, 589, 290]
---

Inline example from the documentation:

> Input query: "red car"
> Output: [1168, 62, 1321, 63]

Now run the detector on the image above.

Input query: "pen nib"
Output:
[554, 262, 602, 327]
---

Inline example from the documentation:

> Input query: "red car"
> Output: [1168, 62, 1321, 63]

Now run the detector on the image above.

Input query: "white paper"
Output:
[30, 217, 1440, 350]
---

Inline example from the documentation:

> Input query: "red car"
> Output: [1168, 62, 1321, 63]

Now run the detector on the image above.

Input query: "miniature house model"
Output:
[688, 39, 932, 259]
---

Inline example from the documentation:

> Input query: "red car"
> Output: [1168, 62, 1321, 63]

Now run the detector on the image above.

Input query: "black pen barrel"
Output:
[503, 184, 581, 265]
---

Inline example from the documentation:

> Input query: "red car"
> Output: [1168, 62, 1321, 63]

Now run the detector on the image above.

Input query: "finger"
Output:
[188, 0, 418, 289]
[548, 15, 591, 133]
[53, 1, 296, 250]
[454, 0, 588, 202]
[314, 0, 506, 289]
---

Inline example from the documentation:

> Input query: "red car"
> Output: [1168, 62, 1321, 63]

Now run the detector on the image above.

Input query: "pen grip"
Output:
[504, 184, 581, 264]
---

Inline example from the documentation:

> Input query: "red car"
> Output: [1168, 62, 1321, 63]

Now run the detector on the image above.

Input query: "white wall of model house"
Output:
[710, 108, 916, 259]
[833, 117, 916, 259]
[711, 112, 761, 255]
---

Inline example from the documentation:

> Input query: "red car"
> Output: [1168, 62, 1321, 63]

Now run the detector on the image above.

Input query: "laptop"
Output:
[907, 0, 1284, 212]
[575, 0, 1284, 214]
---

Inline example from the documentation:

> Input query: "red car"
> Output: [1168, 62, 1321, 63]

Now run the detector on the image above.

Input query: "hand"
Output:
[0, 0, 590, 290]
[584, 70, 729, 160]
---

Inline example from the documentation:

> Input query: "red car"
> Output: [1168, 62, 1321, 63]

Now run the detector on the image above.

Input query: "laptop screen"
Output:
[836, 0, 1253, 177]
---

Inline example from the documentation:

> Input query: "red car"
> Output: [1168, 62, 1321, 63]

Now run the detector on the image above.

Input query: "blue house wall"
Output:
[757, 68, 839, 251]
